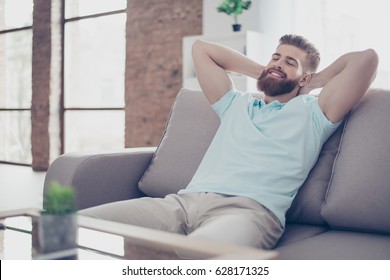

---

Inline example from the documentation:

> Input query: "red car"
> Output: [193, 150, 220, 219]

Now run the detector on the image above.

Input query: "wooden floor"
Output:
[0, 164, 45, 212]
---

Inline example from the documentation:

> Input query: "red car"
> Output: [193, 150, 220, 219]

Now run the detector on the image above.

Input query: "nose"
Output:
[273, 61, 282, 69]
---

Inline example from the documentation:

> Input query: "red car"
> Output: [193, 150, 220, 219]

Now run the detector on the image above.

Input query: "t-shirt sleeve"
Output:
[211, 88, 240, 118]
[311, 97, 342, 142]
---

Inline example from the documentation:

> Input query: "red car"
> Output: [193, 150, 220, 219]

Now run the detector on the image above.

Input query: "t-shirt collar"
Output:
[254, 99, 285, 108]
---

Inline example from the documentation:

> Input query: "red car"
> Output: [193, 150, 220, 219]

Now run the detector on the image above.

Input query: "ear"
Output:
[298, 73, 312, 87]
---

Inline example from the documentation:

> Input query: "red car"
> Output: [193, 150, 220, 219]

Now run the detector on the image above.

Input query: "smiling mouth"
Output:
[268, 69, 286, 79]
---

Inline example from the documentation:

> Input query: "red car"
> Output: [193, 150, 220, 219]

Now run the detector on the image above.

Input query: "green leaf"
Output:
[43, 181, 77, 215]
[216, 0, 252, 23]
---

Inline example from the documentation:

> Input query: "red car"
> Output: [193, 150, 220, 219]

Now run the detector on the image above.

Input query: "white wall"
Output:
[203, 0, 261, 36]
[203, 0, 297, 59]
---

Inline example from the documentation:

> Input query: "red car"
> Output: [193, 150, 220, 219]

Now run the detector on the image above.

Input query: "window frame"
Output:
[0, 16, 33, 166]
[60, 1, 127, 154]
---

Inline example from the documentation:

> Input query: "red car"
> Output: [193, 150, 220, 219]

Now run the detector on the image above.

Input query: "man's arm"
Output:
[302, 49, 378, 123]
[192, 39, 264, 104]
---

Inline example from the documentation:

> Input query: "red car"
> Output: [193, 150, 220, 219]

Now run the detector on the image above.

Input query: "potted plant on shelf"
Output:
[217, 0, 252, 32]
[37, 181, 78, 257]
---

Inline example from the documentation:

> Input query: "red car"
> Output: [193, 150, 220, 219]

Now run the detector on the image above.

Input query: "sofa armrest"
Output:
[44, 147, 156, 210]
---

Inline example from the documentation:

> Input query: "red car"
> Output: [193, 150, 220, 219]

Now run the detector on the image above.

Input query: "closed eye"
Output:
[271, 53, 281, 61]
[286, 57, 298, 67]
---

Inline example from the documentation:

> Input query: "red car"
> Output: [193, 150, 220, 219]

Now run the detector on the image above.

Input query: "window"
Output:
[0, 0, 33, 165]
[63, 0, 127, 153]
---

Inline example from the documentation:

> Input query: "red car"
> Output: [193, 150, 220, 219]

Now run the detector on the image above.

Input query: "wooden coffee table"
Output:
[0, 208, 278, 260]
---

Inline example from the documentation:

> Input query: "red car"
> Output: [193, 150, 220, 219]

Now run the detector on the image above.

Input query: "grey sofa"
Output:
[44, 88, 390, 259]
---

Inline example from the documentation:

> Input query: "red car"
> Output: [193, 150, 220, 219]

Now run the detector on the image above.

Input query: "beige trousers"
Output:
[79, 192, 284, 250]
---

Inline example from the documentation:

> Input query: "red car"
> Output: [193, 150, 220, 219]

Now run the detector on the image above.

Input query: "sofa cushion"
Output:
[321, 89, 390, 234]
[276, 230, 390, 260]
[138, 89, 220, 197]
[275, 224, 330, 248]
[286, 121, 344, 225]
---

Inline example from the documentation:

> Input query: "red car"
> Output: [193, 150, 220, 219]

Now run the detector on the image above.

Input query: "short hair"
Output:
[279, 34, 320, 72]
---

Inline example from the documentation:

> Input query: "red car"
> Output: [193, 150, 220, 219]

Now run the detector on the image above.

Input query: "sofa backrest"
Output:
[138, 88, 390, 234]
[321, 89, 390, 234]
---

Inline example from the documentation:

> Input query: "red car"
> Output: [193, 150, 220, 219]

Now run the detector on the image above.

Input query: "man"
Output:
[80, 35, 378, 250]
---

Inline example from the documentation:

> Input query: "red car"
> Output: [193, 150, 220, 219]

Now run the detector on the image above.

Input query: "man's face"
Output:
[257, 44, 308, 97]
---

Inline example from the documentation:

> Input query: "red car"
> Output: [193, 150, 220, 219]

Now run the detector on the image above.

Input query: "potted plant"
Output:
[37, 181, 78, 257]
[217, 0, 252, 32]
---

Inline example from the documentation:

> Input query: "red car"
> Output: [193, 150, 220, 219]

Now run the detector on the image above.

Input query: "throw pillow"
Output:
[138, 89, 220, 197]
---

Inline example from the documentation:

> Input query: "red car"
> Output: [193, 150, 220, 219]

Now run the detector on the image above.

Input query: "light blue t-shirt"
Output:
[179, 88, 341, 226]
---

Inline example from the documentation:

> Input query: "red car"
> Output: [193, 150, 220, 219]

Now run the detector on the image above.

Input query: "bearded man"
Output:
[81, 34, 378, 250]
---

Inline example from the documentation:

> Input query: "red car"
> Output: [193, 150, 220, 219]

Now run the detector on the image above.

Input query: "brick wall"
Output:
[125, 0, 202, 147]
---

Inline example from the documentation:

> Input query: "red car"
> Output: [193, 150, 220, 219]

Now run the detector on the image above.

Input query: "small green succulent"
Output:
[43, 181, 77, 215]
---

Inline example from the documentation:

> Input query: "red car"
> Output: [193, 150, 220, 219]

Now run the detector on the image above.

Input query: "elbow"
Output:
[192, 39, 206, 56]
[364, 48, 378, 58]
[356, 49, 379, 85]
[364, 48, 379, 71]
[192, 39, 203, 48]
[192, 39, 200, 52]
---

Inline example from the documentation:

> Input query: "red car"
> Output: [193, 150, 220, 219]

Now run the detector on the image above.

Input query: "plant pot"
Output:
[232, 24, 241, 32]
[37, 213, 78, 256]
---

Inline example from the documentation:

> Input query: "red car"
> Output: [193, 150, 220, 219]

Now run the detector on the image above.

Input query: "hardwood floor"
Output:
[0, 164, 45, 212]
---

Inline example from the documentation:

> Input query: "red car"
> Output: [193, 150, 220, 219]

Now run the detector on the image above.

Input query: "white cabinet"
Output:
[182, 31, 265, 92]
